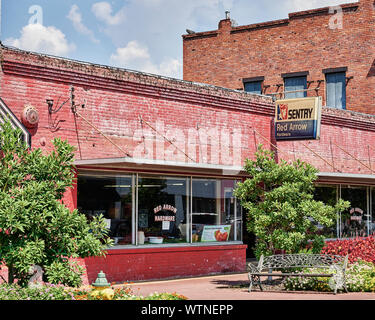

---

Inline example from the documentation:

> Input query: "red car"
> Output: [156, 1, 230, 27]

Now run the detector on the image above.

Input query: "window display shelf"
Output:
[192, 213, 218, 215]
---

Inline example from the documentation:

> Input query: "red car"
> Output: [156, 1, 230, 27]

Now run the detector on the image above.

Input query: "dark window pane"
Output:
[244, 81, 262, 94]
[78, 174, 133, 245]
[313, 185, 338, 238]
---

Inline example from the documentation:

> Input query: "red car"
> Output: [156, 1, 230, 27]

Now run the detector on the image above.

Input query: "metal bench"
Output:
[248, 253, 349, 294]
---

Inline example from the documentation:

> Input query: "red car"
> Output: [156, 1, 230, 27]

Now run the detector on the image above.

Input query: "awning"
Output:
[317, 172, 375, 186]
[74, 157, 247, 177]
[74, 158, 375, 185]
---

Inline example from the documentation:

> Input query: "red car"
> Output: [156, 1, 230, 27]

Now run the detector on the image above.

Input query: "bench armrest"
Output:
[248, 263, 261, 274]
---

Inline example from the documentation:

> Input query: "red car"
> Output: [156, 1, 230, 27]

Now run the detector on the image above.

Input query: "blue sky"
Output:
[0, 0, 356, 79]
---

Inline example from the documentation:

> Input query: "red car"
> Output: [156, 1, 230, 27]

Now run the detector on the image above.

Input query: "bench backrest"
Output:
[258, 254, 348, 271]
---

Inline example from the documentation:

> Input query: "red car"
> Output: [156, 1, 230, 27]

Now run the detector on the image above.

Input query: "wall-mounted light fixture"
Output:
[47, 97, 69, 115]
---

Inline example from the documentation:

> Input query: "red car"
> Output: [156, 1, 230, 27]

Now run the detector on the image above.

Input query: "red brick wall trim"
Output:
[182, 31, 218, 40]
[84, 244, 247, 282]
[1, 58, 275, 116]
[321, 108, 375, 133]
[104, 244, 247, 255]
[230, 19, 289, 34]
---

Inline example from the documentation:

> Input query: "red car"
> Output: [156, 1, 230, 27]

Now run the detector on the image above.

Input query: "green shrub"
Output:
[0, 120, 112, 286]
[44, 260, 84, 288]
[234, 145, 349, 259]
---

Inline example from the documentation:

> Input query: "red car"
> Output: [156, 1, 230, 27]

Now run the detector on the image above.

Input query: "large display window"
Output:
[77, 173, 134, 245]
[340, 185, 369, 238]
[191, 179, 239, 242]
[137, 175, 189, 244]
[77, 172, 242, 247]
[313, 184, 374, 239]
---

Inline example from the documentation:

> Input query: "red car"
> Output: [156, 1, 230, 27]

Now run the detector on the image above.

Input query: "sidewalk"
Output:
[126, 273, 375, 300]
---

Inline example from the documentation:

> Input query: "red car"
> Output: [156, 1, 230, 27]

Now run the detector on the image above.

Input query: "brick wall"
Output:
[183, 0, 375, 115]
[2, 42, 375, 283]
[1, 244, 247, 285]
[0, 46, 273, 168]
[2, 45, 375, 179]
[84, 245, 247, 283]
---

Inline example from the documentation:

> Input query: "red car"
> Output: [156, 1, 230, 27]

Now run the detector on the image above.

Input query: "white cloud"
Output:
[67, 4, 99, 44]
[101, 0, 234, 79]
[92, 2, 126, 25]
[4, 24, 75, 57]
[110, 40, 182, 79]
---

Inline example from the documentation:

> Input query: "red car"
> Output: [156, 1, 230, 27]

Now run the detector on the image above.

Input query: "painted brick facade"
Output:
[183, 0, 375, 115]
[1, 39, 375, 283]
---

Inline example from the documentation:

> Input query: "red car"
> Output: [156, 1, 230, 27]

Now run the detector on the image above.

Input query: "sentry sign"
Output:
[275, 97, 322, 141]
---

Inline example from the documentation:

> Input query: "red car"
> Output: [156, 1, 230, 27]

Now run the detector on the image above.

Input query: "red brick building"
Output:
[183, 0, 375, 115]
[1, 38, 375, 284]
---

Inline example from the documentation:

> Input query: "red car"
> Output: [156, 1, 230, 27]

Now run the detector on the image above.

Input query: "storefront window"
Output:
[77, 173, 242, 246]
[78, 173, 133, 246]
[191, 179, 238, 243]
[340, 185, 368, 238]
[313, 185, 338, 238]
[137, 175, 188, 245]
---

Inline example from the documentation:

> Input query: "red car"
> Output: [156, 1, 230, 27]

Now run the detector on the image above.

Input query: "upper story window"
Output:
[243, 76, 264, 95]
[282, 71, 309, 99]
[323, 67, 347, 110]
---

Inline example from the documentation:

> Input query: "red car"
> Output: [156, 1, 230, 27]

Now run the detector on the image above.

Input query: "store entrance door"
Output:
[242, 211, 256, 258]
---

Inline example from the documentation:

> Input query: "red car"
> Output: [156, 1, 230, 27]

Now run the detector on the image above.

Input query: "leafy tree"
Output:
[234, 145, 349, 259]
[0, 120, 112, 287]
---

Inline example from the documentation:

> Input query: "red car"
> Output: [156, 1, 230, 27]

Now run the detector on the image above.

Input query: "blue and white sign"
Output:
[275, 97, 322, 141]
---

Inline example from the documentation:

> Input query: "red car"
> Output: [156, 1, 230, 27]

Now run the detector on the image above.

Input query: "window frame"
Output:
[77, 171, 243, 248]
[323, 67, 347, 110]
[282, 71, 309, 99]
[242, 76, 264, 95]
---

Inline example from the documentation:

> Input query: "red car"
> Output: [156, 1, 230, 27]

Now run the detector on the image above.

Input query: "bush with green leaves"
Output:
[234, 145, 349, 259]
[44, 260, 84, 288]
[0, 120, 113, 287]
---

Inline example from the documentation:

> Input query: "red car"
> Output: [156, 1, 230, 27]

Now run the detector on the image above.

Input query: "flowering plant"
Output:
[321, 236, 375, 264]
[283, 259, 375, 292]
